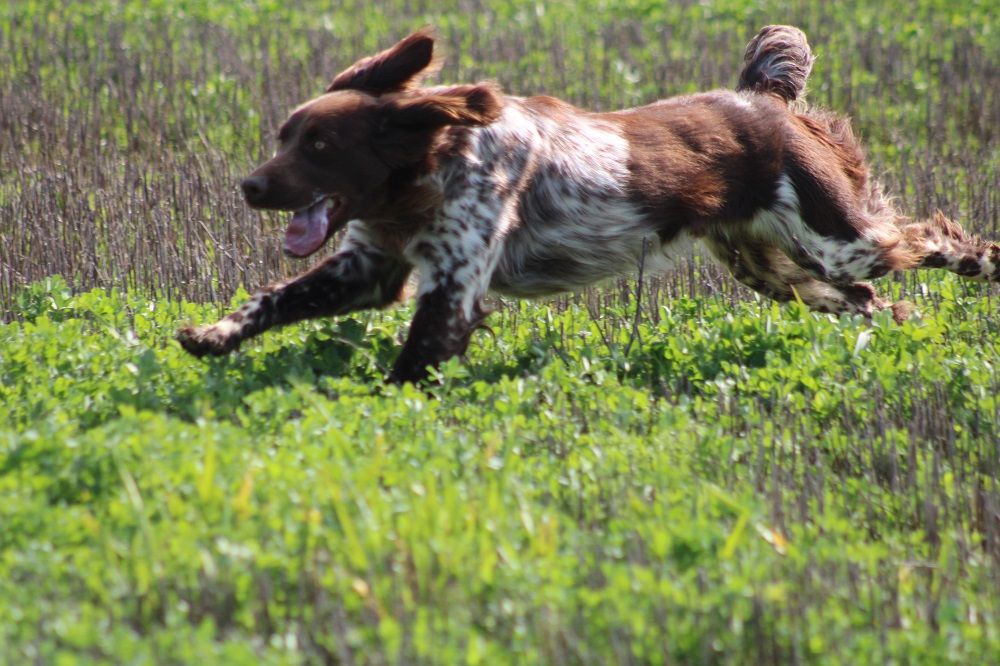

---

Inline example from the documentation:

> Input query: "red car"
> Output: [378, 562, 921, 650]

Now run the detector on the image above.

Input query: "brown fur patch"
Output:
[385, 84, 503, 129]
[617, 93, 785, 241]
[737, 25, 815, 103]
[783, 112, 871, 241]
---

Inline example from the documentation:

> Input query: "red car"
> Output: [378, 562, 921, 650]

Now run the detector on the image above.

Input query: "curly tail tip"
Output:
[737, 25, 815, 103]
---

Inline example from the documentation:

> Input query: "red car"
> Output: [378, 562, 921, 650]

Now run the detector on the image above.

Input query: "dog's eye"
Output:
[313, 140, 326, 151]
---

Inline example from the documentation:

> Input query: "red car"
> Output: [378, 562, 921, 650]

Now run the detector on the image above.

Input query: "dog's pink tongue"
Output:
[284, 203, 330, 257]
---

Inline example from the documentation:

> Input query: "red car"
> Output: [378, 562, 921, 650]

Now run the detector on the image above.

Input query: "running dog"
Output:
[178, 26, 999, 382]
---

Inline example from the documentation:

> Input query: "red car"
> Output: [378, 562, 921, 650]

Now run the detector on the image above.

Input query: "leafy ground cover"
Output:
[3, 276, 1000, 663]
[3, 0, 1000, 663]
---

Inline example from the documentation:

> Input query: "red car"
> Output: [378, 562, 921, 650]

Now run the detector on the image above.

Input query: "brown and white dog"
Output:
[178, 26, 1000, 383]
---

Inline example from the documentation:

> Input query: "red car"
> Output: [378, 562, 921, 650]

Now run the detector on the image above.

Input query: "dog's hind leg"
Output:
[744, 175, 917, 287]
[793, 280, 912, 323]
[704, 234, 909, 321]
[177, 224, 412, 357]
[759, 175, 1000, 284]
[899, 211, 1000, 281]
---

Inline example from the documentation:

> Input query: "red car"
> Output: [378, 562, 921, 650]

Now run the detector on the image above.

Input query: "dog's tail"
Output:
[737, 25, 815, 104]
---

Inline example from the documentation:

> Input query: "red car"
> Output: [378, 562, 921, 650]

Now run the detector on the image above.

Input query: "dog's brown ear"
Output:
[373, 85, 503, 168]
[382, 84, 503, 129]
[328, 28, 441, 95]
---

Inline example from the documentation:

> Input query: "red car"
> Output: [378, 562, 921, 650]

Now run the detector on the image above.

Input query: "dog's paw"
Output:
[890, 300, 916, 324]
[176, 324, 241, 357]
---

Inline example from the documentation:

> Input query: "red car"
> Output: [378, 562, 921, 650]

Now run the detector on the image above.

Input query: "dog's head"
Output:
[241, 28, 503, 257]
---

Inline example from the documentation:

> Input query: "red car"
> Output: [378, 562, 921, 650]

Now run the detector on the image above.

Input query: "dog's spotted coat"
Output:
[178, 25, 1000, 382]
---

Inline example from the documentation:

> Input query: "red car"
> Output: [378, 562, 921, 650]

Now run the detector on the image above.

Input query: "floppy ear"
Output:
[328, 28, 441, 95]
[382, 84, 503, 129]
[372, 85, 503, 168]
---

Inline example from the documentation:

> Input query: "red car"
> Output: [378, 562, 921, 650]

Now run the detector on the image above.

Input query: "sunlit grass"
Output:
[2, 0, 1000, 662]
[3, 276, 1000, 662]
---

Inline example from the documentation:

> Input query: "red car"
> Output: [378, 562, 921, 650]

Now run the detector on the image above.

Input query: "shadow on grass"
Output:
[152, 321, 735, 422]
[121, 322, 404, 422]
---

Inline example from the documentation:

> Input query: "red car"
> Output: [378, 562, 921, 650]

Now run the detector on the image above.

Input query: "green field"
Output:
[3, 0, 1000, 663]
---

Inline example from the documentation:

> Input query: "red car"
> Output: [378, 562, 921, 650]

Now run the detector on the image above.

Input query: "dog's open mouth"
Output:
[283, 195, 347, 258]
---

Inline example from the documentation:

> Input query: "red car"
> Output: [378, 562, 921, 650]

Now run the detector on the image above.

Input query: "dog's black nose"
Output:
[241, 176, 268, 205]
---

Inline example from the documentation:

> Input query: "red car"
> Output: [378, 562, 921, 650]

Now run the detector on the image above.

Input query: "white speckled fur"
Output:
[406, 100, 685, 311]
[749, 174, 898, 284]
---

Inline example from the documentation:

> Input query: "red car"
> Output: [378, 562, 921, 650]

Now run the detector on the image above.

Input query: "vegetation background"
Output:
[1, 0, 999, 663]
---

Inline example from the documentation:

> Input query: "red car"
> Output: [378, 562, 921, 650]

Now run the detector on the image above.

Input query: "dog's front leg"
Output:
[388, 198, 509, 384]
[389, 282, 489, 383]
[177, 227, 411, 357]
